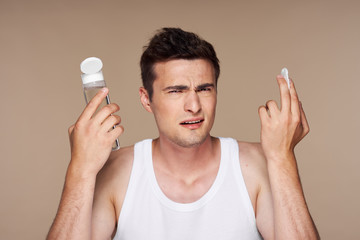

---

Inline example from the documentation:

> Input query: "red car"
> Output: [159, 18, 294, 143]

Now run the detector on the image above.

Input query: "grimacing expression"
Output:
[144, 59, 217, 148]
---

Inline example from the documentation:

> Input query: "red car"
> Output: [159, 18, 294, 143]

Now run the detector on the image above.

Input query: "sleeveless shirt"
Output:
[113, 137, 263, 240]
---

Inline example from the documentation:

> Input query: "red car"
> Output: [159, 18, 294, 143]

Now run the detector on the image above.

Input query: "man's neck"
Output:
[152, 135, 220, 180]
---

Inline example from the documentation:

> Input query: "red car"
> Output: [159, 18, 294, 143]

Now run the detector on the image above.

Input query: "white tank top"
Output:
[113, 137, 263, 240]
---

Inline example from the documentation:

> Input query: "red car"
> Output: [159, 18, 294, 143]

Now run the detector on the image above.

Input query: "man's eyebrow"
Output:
[162, 85, 189, 91]
[195, 83, 215, 90]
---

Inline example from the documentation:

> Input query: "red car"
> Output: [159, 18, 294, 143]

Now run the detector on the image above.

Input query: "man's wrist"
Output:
[265, 150, 299, 173]
[264, 149, 295, 163]
[66, 159, 98, 184]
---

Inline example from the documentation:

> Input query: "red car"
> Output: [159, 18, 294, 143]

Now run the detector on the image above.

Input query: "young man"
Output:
[48, 28, 319, 239]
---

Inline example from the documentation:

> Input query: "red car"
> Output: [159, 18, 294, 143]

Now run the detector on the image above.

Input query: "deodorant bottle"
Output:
[80, 57, 120, 151]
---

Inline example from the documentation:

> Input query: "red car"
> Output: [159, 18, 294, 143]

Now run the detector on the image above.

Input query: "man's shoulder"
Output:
[217, 137, 265, 163]
[108, 145, 135, 164]
[235, 140, 268, 176]
[101, 145, 135, 179]
[236, 140, 265, 161]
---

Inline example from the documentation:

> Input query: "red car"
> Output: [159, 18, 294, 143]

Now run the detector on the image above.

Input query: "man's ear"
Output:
[139, 87, 152, 113]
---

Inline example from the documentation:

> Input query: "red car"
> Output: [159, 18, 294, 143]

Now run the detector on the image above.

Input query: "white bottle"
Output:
[80, 57, 120, 151]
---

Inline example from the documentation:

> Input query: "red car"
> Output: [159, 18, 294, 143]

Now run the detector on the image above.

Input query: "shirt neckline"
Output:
[146, 137, 227, 212]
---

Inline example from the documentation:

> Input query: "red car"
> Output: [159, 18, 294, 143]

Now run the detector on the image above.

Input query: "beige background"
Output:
[1, 0, 359, 239]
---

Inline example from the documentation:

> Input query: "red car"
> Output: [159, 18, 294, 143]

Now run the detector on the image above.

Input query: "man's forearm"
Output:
[47, 163, 96, 240]
[268, 153, 320, 240]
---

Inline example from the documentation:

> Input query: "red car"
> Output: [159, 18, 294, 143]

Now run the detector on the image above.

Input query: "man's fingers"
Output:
[289, 79, 301, 117]
[265, 100, 280, 116]
[93, 103, 120, 125]
[299, 102, 310, 138]
[68, 125, 75, 136]
[101, 115, 121, 132]
[79, 87, 109, 121]
[108, 124, 124, 141]
[277, 75, 291, 112]
[258, 105, 270, 122]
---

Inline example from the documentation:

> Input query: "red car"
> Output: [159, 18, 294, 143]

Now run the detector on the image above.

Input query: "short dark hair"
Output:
[140, 27, 220, 101]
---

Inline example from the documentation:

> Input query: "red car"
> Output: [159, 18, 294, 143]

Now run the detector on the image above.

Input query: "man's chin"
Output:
[171, 134, 209, 148]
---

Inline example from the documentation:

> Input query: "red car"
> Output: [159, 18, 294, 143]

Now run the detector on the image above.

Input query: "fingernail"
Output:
[101, 87, 108, 92]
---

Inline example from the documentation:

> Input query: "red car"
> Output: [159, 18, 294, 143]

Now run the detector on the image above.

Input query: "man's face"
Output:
[147, 59, 217, 148]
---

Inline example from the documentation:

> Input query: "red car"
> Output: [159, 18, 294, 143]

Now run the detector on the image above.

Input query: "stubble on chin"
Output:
[171, 133, 209, 148]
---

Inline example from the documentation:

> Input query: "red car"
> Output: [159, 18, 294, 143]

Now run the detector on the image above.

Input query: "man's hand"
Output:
[68, 87, 124, 177]
[258, 75, 309, 161]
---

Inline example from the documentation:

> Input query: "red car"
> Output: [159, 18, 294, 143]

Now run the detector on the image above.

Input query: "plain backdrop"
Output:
[1, 0, 359, 239]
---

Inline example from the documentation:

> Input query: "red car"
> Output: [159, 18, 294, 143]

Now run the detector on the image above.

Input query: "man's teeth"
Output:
[182, 120, 202, 124]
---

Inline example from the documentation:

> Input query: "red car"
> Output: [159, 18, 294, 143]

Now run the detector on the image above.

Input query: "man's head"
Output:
[140, 28, 220, 101]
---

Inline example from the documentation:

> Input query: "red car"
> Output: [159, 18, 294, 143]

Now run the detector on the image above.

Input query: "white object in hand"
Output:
[281, 67, 290, 90]
[80, 57, 120, 151]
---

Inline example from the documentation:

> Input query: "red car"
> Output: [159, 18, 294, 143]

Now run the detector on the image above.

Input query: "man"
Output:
[47, 28, 319, 239]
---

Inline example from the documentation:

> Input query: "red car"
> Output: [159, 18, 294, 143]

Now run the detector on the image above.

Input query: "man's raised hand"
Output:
[68, 87, 124, 177]
[258, 75, 309, 161]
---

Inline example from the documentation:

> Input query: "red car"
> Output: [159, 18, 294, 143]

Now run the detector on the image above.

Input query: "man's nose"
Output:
[184, 91, 201, 114]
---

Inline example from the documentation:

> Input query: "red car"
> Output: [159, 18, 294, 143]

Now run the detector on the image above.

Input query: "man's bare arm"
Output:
[47, 88, 123, 239]
[257, 76, 319, 239]
[266, 151, 319, 239]
[47, 164, 97, 239]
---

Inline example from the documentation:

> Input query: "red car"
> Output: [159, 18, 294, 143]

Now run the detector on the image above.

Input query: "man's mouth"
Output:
[180, 119, 204, 125]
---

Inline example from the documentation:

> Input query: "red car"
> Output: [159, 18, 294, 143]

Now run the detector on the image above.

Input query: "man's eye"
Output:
[169, 90, 181, 93]
[198, 88, 211, 92]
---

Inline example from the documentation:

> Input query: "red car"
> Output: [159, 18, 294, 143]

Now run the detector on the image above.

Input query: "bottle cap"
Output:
[80, 57, 104, 84]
